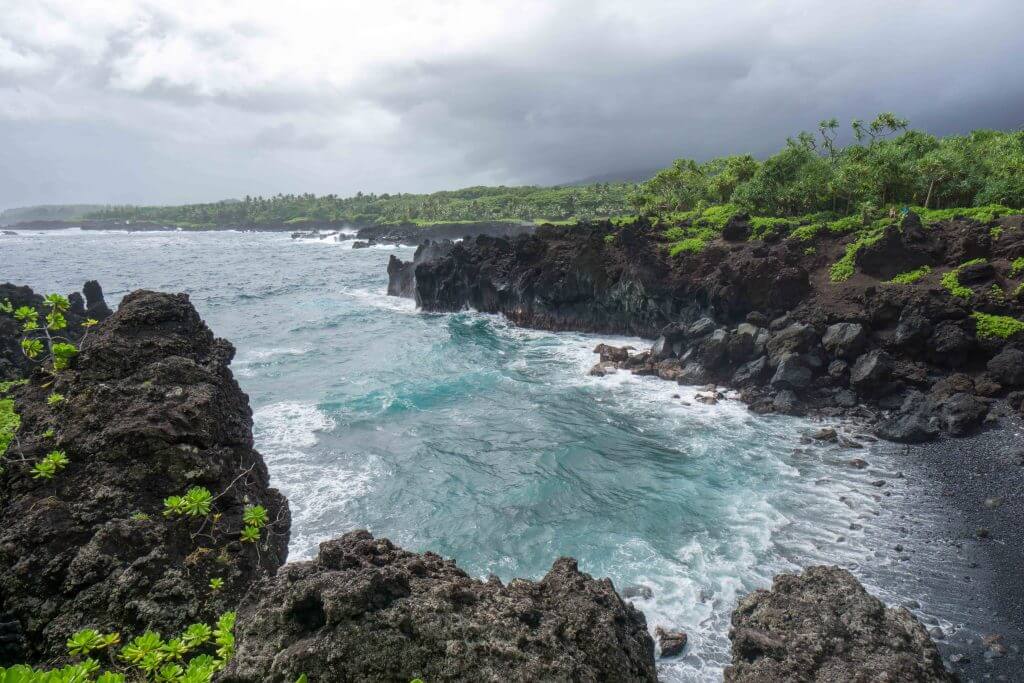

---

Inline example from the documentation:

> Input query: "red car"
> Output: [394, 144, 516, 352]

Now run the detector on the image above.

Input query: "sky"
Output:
[1, 0, 1022, 209]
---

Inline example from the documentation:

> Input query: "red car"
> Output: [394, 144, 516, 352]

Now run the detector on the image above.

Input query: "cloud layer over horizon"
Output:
[2, 0, 1022, 208]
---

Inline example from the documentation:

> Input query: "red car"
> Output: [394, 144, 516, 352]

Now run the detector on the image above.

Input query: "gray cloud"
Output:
[1, 0, 1022, 207]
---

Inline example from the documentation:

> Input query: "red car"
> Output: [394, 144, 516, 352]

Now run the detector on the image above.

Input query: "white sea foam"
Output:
[339, 287, 417, 313]
[254, 401, 335, 452]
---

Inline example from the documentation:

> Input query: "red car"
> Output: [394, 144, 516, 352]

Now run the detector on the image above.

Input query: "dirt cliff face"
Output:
[725, 566, 954, 682]
[222, 530, 657, 683]
[0, 290, 290, 664]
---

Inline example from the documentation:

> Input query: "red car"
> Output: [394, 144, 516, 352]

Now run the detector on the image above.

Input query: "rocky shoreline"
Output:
[0, 284, 958, 679]
[387, 213, 1024, 445]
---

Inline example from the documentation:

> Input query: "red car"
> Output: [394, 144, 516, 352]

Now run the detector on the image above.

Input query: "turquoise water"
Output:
[3, 229, 906, 680]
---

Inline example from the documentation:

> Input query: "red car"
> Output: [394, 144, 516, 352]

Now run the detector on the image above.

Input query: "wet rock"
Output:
[655, 626, 688, 657]
[929, 627, 945, 640]
[876, 410, 939, 443]
[811, 427, 838, 441]
[589, 361, 619, 377]
[0, 291, 290, 663]
[724, 566, 953, 682]
[849, 458, 869, 469]
[940, 392, 988, 435]
[594, 343, 630, 363]
[772, 389, 802, 415]
[834, 389, 858, 408]
[732, 355, 769, 387]
[850, 349, 893, 393]
[823, 322, 867, 359]
[745, 311, 768, 328]
[622, 584, 654, 600]
[222, 531, 657, 682]
[986, 347, 1024, 387]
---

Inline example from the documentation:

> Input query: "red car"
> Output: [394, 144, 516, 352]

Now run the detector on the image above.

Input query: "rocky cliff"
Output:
[0, 291, 290, 663]
[392, 214, 1024, 442]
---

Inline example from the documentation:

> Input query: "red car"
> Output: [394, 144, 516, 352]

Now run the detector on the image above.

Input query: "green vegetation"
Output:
[1011, 257, 1024, 278]
[0, 613, 237, 682]
[887, 265, 932, 285]
[830, 229, 886, 282]
[972, 311, 1024, 340]
[942, 259, 986, 299]
[87, 184, 637, 227]
[632, 115, 1024, 217]
[163, 487, 214, 518]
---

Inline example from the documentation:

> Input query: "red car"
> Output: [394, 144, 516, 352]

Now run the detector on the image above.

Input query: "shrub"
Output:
[829, 229, 885, 282]
[972, 311, 1024, 339]
[887, 265, 932, 284]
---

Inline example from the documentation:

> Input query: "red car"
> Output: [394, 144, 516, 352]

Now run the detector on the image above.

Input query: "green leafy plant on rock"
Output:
[0, 613, 235, 682]
[972, 311, 1024, 340]
[887, 265, 932, 284]
[941, 258, 986, 299]
[1010, 256, 1024, 278]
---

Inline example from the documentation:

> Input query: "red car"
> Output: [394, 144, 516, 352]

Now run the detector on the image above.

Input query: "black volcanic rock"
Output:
[222, 530, 657, 683]
[0, 291, 290, 664]
[387, 239, 456, 298]
[724, 566, 953, 682]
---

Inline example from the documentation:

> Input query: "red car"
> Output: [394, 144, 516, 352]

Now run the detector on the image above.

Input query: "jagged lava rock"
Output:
[724, 566, 953, 682]
[222, 530, 657, 683]
[0, 290, 289, 664]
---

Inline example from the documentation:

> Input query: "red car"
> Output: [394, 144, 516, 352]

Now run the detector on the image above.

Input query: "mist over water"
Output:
[4, 229, 925, 680]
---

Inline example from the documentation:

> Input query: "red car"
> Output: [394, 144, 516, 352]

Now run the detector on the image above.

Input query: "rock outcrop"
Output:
[386, 239, 455, 298]
[724, 566, 954, 682]
[0, 291, 290, 664]
[222, 530, 657, 682]
[0, 281, 112, 381]
[394, 213, 1024, 442]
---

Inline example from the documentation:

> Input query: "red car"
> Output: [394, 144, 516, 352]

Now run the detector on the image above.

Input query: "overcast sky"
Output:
[1, 0, 1022, 208]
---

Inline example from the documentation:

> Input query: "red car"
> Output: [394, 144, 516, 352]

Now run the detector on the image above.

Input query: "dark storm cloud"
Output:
[0, 0, 1022, 207]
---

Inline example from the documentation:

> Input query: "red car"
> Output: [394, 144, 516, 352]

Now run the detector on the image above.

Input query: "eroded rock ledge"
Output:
[222, 530, 657, 682]
[725, 566, 954, 682]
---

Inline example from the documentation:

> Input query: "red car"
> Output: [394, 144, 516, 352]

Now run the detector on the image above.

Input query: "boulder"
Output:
[724, 566, 953, 682]
[850, 349, 892, 393]
[594, 343, 630, 363]
[876, 411, 939, 443]
[222, 531, 657, 682]
[986, 347, 1024, 387]
[732, 356, 769, 387]
[765, 323, 819, 365]
[688, 317, 716, 338]
[893, 312, 932, 350]
[940, 392, 988, 435]
[822, 322, 867, 359]
[772, 389, 802, 415]
[0, 291, 290, 663]
[927, 321, 974, 367]
[655, 627, 688, 657]
[589, 361, 618, 377]
[770, 356, 812, 390]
